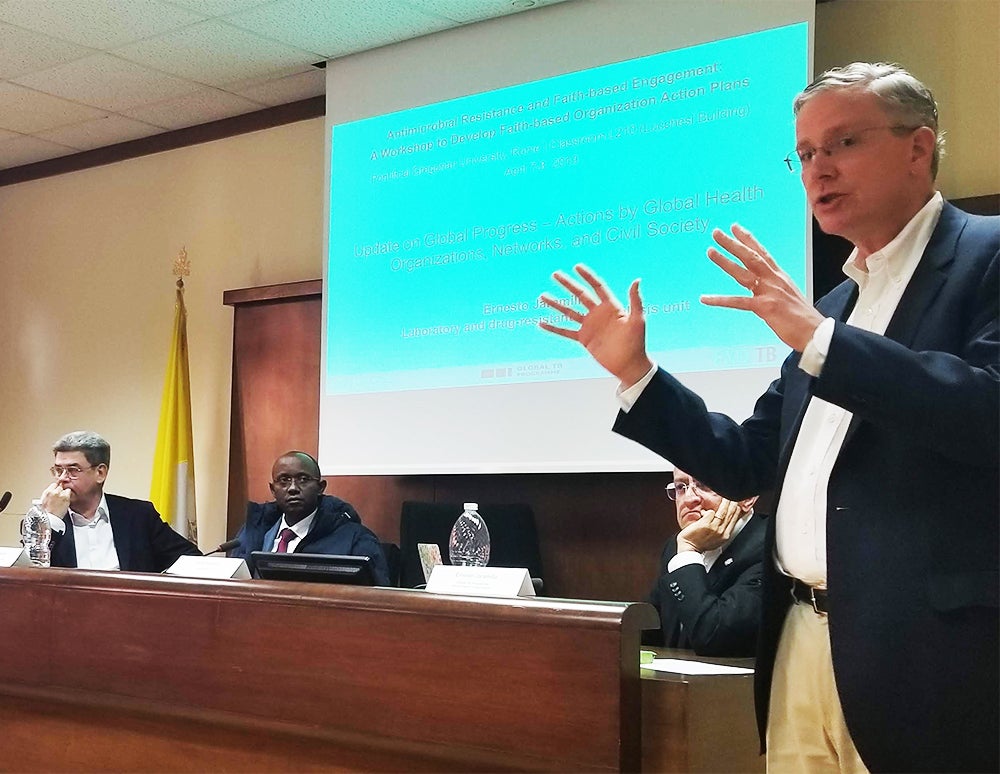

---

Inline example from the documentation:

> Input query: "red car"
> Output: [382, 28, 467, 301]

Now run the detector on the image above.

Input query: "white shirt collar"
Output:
[732, 508, 752, 539]
[843, 191, 943, 289]
[69, 493, 110, 528]
[279, 508, 317, 539]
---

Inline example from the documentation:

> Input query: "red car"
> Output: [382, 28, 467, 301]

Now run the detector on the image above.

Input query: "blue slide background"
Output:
[326, 23, 808, 395]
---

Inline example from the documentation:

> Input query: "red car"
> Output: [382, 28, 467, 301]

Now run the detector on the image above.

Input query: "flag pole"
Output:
[150, 248, 199, 544]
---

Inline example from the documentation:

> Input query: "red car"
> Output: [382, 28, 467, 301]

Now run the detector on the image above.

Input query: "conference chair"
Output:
[380, 542, 401, 587]
[398, 501, 544, 591]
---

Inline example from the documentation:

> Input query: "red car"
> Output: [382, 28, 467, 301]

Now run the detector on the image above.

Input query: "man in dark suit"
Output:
[645, 467, 764, 657]
[228, 451, 390, 586]
[540, 62, 997, 773]
[40, 431, 200, 572]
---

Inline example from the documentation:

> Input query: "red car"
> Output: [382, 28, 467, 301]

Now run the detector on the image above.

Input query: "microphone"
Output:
[204, 538, 241, 556]
[0, 491, 11, 513]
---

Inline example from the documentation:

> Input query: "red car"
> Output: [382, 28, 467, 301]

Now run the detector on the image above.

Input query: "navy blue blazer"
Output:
[49, 493, 201, 572]
[228, 494, 390, 586]
[614, 202, 998, 773]
[645, 513, 765, 656]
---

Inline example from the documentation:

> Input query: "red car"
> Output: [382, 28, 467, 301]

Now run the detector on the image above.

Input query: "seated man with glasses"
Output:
[39, 430, 200, 571]
[227, 451, 390, 586]
[644, 467, 764, 657]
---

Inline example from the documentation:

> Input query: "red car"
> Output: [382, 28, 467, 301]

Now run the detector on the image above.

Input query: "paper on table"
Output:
[643, 658, 754, 676]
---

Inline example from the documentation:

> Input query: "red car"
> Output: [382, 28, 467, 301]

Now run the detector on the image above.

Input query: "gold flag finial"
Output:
[173, 247, 191, 288]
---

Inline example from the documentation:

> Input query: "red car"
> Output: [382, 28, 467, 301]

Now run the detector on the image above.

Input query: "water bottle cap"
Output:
[31, 499, 42, 507]
[463, 502, 478, 511]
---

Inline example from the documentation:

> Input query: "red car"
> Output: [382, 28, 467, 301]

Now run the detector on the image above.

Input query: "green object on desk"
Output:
[640, 650, 656, 664]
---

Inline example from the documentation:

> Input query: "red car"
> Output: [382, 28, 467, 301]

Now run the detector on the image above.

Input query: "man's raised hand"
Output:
[701, 223, 823, 352]
[538, 264, 653, 388]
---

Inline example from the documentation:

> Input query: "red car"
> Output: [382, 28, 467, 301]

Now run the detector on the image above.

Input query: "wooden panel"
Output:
[227, 294, 322, 537]
[0, 97, 325, 188]
[641, 650, 763, 773]
[223, 279, 322, 306]
[0, 568, 657, 772]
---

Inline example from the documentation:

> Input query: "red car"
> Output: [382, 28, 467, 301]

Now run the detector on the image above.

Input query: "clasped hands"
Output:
[538, 224, 824, 386]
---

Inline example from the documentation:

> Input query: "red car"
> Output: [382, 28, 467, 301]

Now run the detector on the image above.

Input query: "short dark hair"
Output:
[276, 450, 321, 478]
[53, 431, 111, 467]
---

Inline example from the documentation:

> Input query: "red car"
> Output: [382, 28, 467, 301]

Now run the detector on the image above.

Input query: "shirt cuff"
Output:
[46, 512, 66, 533]
[667, 550, 706, 573]
[617, 362, 658, 412]
[798, 317, 835, 377]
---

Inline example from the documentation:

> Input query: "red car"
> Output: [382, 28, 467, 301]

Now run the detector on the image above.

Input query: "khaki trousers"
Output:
[766, 600, 869, 773]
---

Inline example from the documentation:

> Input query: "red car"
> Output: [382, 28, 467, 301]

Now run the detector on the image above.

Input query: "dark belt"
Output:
[790, 578, 829, 615]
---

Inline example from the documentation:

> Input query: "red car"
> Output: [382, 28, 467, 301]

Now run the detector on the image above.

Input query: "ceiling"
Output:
[0, 0, 565, 173]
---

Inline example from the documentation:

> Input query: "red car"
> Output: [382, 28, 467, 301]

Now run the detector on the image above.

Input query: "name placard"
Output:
[164, 556, 251, 580]
[0, 546, 31, 568]
[425, 565, 535, 598]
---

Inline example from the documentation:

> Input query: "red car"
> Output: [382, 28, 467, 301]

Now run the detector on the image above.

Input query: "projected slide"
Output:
[326, 23, 808, 396]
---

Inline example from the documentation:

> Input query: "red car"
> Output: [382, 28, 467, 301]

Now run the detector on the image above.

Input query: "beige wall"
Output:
[0, 0, 997, 547]
[816, 0, 999, 197]
[0, 118, 324, 547]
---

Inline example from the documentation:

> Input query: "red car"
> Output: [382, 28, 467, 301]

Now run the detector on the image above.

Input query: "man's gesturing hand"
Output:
[701, 224, 823, 352]
[538, 263, 653, 388]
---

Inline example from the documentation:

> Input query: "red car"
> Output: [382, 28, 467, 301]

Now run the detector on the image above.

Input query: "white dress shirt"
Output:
[775, 193, 942, 585]
[269, 510, 317, 553]
[68, 493, 120, 571]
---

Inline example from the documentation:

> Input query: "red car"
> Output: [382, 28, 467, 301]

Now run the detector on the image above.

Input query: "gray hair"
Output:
[793, 62, 945, 178]
[53, 431, 111, 467]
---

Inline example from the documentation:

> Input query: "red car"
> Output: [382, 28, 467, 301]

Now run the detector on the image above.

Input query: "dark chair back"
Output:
[398, 501, 544, 590]
[380, 542, 401, 587]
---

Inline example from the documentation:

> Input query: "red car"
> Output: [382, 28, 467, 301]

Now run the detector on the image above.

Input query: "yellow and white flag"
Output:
[150, 276, 198, 543]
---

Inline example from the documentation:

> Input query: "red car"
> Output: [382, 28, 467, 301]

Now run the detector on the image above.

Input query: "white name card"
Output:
[425, 565, 535, 598]
[164, 556, 251, 580]
[0, 546, 31, 568]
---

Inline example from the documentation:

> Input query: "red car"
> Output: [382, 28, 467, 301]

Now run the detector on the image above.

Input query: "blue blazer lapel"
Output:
[883, 202, 963, 349]
[841, 203, 964, 447]
[823, 277, 860, 324]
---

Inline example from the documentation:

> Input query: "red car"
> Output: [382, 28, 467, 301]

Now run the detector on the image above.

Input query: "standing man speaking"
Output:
[540, 63, 998, 773]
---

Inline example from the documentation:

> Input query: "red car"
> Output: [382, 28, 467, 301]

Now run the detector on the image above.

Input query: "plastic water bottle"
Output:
[449, 502, 490, 567]
[21, 499, 52, 568]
